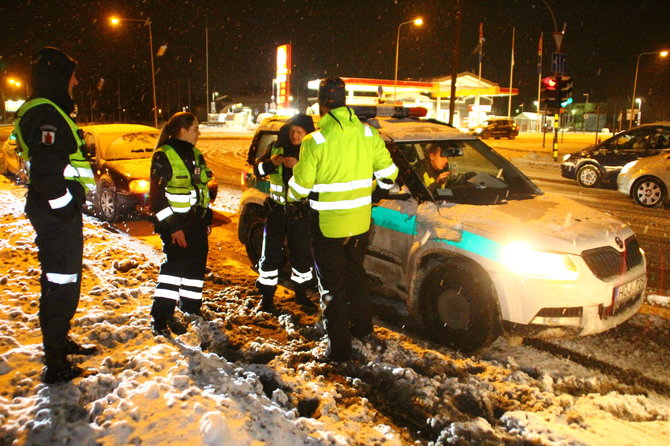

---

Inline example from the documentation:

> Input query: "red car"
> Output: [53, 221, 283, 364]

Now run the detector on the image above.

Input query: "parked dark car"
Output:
[81, 124, 217, 222]
[471, 117, 519, 140]
[561, 122, 670, 187]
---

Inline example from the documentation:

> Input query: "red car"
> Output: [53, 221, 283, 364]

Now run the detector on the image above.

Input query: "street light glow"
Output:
[394, 18, 425, 101]
[107, 15, 158, 127]
[661, 51, 669, 57]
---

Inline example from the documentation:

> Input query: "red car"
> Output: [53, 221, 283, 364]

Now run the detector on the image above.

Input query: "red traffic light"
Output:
[542, 76, 557, 90]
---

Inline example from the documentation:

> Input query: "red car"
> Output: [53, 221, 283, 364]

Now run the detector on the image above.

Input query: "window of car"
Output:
[101, 132, 158, 161]
[254, 132, 278, 161]
[611, 128, 656, 152]
[396, 139, 540, 204]
[83, 133, 97, 160]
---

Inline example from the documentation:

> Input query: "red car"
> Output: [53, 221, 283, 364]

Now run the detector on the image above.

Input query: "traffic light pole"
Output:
[552, 75, 561, 161]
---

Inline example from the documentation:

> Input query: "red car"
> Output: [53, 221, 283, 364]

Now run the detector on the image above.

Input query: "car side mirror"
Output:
[387, 183, 412, 200]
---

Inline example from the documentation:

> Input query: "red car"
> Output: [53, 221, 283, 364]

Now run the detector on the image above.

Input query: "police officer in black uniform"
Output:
[15, 47, 98, 384]
[149, 112, 214, 335]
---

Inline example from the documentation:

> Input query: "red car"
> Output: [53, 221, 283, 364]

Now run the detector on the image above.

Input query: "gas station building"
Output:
[306, 72, 518, 129]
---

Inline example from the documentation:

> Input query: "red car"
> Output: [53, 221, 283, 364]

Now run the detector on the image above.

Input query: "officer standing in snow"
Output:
[150, 111, 215, 336]
[15, 47, 98, 384]
[253, 114, 317, 313]
[288, 77, 398, 362]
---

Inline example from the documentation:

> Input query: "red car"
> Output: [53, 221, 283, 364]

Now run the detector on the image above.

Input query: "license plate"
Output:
[613, 275, 646, 309]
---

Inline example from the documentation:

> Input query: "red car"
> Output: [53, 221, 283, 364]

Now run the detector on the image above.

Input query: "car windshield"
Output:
[396, 139, 541, 204]
[101, 132, 158, 160]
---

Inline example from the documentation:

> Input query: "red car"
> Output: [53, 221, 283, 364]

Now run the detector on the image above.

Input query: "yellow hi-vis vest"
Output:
[14, 98, 96, 193]
[157, 144, 212, 217]
[288, 107, 398, 238]
[267, 144, 289, 205]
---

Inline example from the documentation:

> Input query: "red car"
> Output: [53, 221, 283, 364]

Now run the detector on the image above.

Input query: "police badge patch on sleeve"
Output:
[40, 125, 57, 145]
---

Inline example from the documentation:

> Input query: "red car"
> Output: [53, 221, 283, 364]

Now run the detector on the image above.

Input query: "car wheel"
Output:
[241, 205, 266, 268]
[576, 164, 601, 188]
[96, 179, 119, 222]
[480, 131, 489, 139]
[632, 177, 667, 208]
[419, 260, 501, 351]
[509, 133, 516, 140]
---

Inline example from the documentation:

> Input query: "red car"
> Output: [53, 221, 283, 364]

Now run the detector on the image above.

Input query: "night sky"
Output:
[1, 0, 668, 123]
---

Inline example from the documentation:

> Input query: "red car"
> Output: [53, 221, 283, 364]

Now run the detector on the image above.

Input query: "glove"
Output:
[371, 186, 389, 203]
[286, 201, 308, 220]
[68, 182, 87, 208]
[51, 202, 78, 222]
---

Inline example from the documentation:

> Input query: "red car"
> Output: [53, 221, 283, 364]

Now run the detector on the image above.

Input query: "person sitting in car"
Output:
[416, 143, 459, 193]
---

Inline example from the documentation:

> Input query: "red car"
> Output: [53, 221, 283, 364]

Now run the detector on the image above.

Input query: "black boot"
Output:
[151, 298, 177, 336]
[256, 284, 276, 312]
[295, 285, 317, 314]
[64, 336, 98, 356]
[43, 351, 83, 384]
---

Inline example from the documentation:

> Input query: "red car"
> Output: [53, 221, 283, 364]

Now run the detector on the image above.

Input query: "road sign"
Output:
[553, 32, 564, 52]
[552, 52, 567, 74]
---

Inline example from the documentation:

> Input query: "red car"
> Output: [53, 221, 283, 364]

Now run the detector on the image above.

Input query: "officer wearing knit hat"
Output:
[15, 47, 98, 384]
[253, 113, 318, 313]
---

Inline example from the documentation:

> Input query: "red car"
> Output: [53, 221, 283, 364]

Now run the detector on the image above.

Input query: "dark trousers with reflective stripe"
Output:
[151, 218, 208, 323]
[310, 217, 371, 362]
[26, 198, 83, 365]
[257, 202, 312, 297]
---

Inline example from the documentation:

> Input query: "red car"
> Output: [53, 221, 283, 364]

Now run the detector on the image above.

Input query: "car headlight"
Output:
[474, 128, 483, 134]
[128, 179, 150, 194]
[620, 160, 637, 175]
[501, 242, 578, 280]
[562, 154, 572, 162]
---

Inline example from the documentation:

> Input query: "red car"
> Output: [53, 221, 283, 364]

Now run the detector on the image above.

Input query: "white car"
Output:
[239, 107, 646, 351]
[617, 152, 670, 208]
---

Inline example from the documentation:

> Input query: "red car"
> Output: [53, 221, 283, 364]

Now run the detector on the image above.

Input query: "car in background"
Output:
[239, 106, 646, 351]
[561, 122, 670, 187]
[471, 117, 519, 140]
[617, 152, 670, 208]
[0, 131, 28, 183]
[81, 124, 160, 221]
[81, 124, 217, 222]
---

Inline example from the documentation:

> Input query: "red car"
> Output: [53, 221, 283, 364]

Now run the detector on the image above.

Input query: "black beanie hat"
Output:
[287, 113, 315, 134]
[318, 77, 346, 109]
[31, 47, 77, 114]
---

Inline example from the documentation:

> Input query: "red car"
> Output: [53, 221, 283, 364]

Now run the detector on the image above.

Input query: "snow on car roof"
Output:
[81, 124, 159, 134]
[369, 117, 477, 142]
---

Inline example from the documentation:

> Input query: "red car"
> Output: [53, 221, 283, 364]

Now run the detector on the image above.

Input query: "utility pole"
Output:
[448, 0, 462, 126]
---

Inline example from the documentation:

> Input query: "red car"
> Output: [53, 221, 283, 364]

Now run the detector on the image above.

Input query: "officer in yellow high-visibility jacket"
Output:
[15, 47, 98, 384]
[150, 112, 214, 336]
[288, 77, 398, 362]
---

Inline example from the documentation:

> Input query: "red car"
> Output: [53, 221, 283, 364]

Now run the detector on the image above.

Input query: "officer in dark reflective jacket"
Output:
[15, 47, 98, 384]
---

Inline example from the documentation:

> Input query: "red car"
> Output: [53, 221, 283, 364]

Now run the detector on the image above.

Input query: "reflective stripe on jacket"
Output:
[288, 106, 398, 238]
[14, 98, 96, 193]
[155, 144, 211, 221]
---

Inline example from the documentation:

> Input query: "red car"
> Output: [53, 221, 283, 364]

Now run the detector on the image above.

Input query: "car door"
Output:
[367, 193, 419, 292]
[244, 130, 278, 193]
[366, 142, 427, 296]
[602, 128, 656, 182]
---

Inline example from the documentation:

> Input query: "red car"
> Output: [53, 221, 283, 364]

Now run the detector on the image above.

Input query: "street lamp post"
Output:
[630, 50, 668, 128]
[394, 18, 423, 102]
[110, 16, 158, 128]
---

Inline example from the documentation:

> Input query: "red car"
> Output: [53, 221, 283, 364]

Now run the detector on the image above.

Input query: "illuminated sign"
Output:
[276, 44, 292, 110]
